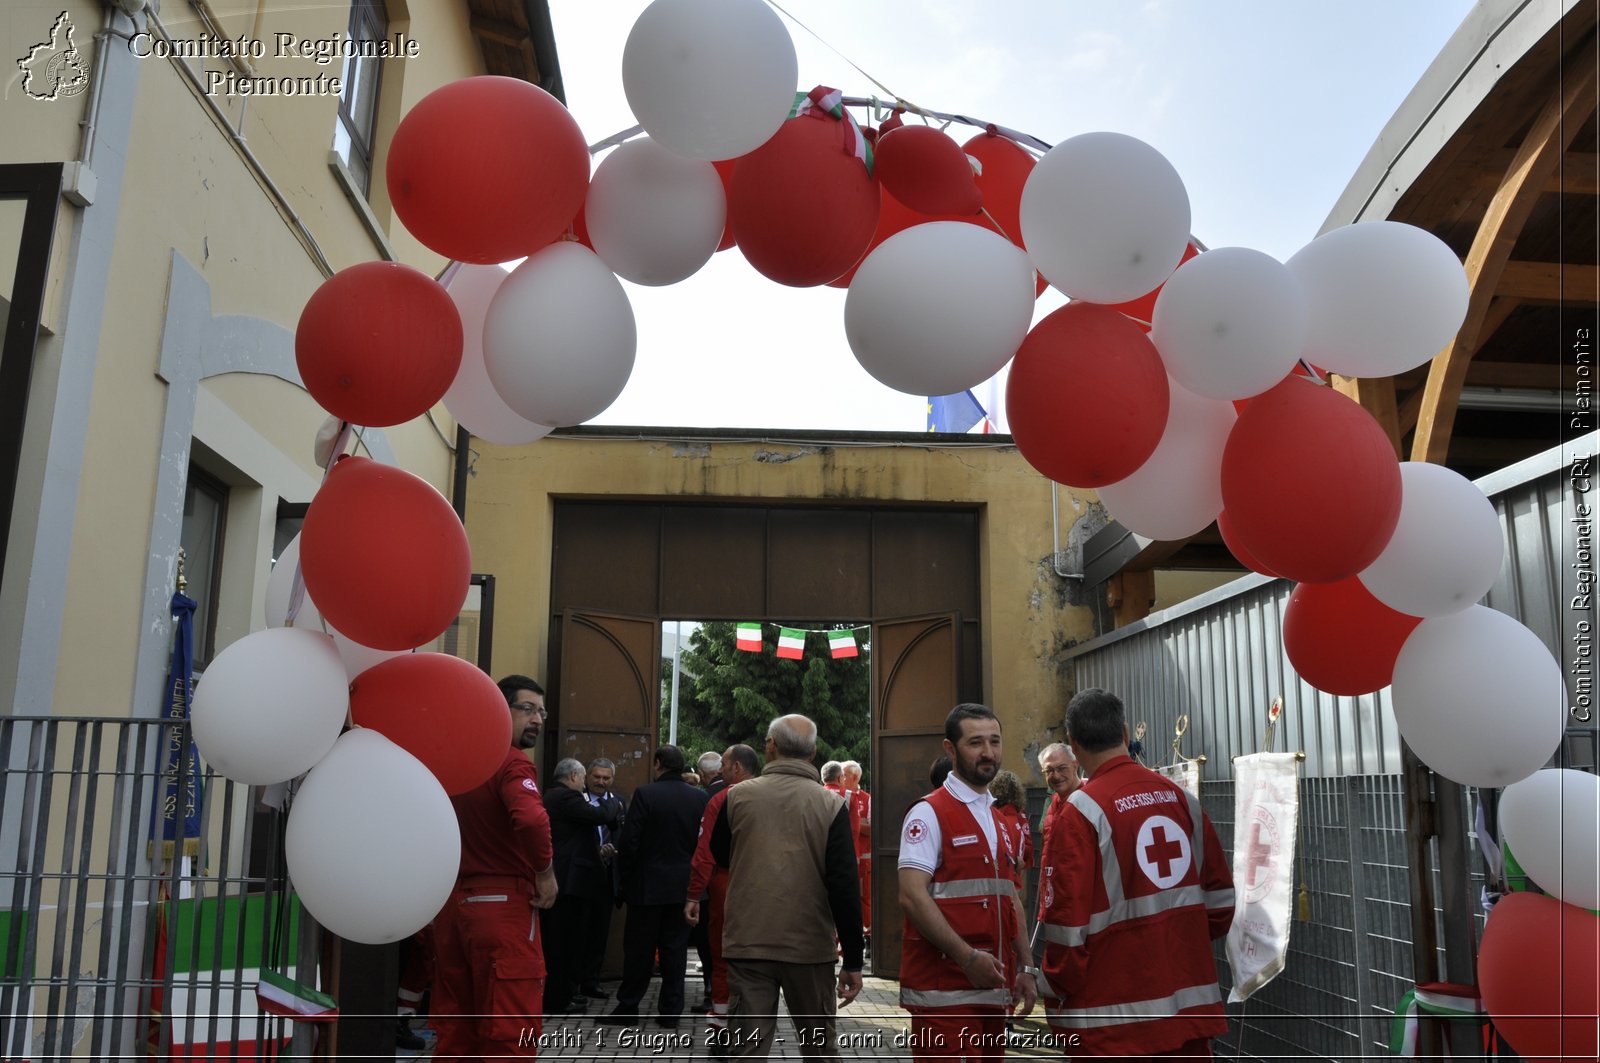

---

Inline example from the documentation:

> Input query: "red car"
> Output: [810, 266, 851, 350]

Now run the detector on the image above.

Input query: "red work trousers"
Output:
[707, 869, 730, 1018]
[905, 1007, 1007, 1063]
[857, 854, 872, 933]
[430, 877, 545, 1062]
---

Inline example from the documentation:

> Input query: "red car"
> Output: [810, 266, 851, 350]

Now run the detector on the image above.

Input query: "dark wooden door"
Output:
[555, 609, 660, 799]
[869, 612, 959, 978]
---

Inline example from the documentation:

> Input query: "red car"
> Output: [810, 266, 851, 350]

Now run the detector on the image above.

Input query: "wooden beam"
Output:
[470, 13, 527, 48]
[1400, 297, 1521, 437]
[1475, 152, 1600, 195]
[1332, 375, 1401, 457]
[1106, 570, 1157, 628]
[1497, 261, 1600, 303]
[1412, 55, 1598, 464]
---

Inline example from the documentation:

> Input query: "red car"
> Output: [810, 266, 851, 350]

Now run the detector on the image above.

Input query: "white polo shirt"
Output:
[897, 772, 998, 873]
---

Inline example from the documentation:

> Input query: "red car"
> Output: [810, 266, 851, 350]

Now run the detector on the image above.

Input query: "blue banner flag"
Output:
[927, 390, 987, 434]
[150, 592, 203, 859]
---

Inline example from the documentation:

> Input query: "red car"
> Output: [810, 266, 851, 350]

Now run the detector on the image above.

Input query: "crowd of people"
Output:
[415, 677, 1235, 1062]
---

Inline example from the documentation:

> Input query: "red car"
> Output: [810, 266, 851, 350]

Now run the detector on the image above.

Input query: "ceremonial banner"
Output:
[1226, 752, 1300, 1001]
[1155, 758, 1199, 798]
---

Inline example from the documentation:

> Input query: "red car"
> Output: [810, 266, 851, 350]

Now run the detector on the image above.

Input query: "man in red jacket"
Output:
[683, 743, 760, 1043]
[1038, 688, 1234, 1059]
[898, 703, 1037, 1062]
[430, 674, 559, 1061]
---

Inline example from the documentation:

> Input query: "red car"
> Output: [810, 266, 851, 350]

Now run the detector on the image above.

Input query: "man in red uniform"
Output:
[898, 703, 1037, 1062]
[683, 743, 760, 1045]
[430, 674, 559, 1062]
[1036, 743, 1082, 869]
[840, 760, 872, 943]
[1038, 688, 1234, 1059]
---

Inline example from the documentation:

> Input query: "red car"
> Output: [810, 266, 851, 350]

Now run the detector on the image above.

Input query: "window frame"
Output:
[333, 0, 388, 195]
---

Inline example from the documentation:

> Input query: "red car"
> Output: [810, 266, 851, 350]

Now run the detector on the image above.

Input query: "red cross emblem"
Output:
[906, 818, 928, 843]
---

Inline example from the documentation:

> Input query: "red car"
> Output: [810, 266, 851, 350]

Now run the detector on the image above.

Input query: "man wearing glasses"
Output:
[430, 674, 559, 1059]
[1037, 743, 1083, 868]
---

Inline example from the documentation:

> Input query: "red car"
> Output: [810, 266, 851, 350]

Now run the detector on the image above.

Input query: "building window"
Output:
[180, 465, 228, 670]
[332, 0, 387, 195]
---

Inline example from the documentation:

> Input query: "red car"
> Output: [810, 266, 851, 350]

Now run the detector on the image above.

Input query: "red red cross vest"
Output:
[898, 786, 1019, 1011]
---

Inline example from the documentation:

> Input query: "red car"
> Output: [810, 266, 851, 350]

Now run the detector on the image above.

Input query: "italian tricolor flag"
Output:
[776, 628, 806, 659]
[256, 970, 339, 1022]
[736, 623, 763, 652]
[829, 630, 858, 658]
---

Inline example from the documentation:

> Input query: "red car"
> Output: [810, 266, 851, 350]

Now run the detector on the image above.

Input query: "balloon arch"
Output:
[190, 0, 1583, 1051]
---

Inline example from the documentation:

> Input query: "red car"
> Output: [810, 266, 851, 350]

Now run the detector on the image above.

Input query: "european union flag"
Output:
[927, 390, 987, 433]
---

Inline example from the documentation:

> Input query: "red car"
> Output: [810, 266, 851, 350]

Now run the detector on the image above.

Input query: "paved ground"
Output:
[401, 970, 1062, 1060]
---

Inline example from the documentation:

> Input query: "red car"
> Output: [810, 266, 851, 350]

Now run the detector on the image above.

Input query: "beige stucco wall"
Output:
[5, 0, 485, 715]
[465, 433, 1106, 757]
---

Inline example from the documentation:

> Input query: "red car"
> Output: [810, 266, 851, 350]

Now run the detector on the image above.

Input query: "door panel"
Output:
[870, 612, 959, 978]
[556, 610, 659, 799]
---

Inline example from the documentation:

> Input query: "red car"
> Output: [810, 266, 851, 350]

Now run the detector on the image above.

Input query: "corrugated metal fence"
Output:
[1063, 435, 1595, 1059]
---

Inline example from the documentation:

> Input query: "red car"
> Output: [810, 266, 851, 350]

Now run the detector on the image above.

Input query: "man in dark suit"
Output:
[577, 757, 625, 1001]
[599, 744, 709, 1029]
[540, 757, 623, 1013]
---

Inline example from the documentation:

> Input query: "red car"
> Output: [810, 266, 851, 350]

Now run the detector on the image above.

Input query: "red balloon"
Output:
[1479, 893, 1600, 1062]
[1106, 242, 1201, 325]
[875, 125, 982, 216]
[712, 158, 739, 252]
[1220, 377, 1402, 584]
[827, 185, 1003, 288]
[300, 456, 471, 651]
[1006, 303, 1170, 487]
[386, 76, 590, 264]
[729, 114, 880, 287]
[350, 653, 511, 795]
[295, 262, 463, 428]
[961, 132, 1034, 248]
[1282, 578, 1422, 695]
[1217, 509, 1279, 576]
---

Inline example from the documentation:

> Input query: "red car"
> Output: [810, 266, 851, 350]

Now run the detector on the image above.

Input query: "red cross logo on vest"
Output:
[1134, 815, 1192, 889]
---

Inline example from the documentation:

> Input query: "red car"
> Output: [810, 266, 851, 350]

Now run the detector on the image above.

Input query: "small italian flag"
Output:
[776, 628, 806, 659]
[256, 970, 339, 1023]
[736, 623, 763, 653]
[829, 630, 858, 658]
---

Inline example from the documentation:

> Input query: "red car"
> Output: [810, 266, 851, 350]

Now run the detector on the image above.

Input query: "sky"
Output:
[546, 1, 1479, 433]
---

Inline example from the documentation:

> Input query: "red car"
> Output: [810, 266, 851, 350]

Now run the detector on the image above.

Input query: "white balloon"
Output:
[843, 223, 1036, 396]
[441, 265, 554, 446]
[264, 534, 325, 632]
[587, 137, 725, 286]
[1019, 131, 1191, 303]
[482, 243, 637, 427]
[191, 628, 349, 786]
[285, 728, 461, 944]
[1360, 462, 1503, 617]
[622, 0, 798, 162]
[1391, 607, 1565, 788]
[1150, 247, 1308, 400]
[1500, 769, 1600, 910]
[1287, 221, 1468, 378]
[1097, 378, 1237, 540]
[329, 624, 415, 682]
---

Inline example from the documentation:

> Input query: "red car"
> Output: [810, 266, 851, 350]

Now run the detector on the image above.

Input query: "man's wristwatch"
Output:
[1017, 965, 1040, 980]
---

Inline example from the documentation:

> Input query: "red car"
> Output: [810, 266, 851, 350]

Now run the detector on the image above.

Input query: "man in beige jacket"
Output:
[708, 714, 864, 1060]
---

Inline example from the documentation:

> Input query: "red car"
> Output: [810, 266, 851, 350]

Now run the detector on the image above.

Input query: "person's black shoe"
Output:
[697, 994, 712, 1012]
[656, 1015, 681, 1029]
[579, 982, 608, 999]
[396, 1017, 426, 1050]
[596, 1007, 639, 1027]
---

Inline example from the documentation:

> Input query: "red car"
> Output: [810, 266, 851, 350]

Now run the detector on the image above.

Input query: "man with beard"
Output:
[897, 704, 1036, 1062]
[430, 675, 558, 1060]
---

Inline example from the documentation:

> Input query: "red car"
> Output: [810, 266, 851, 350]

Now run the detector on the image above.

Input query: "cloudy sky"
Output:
[546, 1, 1477, 432]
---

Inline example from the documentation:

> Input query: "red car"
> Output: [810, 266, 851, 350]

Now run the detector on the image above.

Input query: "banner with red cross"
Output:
[1225, 751, 1300, 1001]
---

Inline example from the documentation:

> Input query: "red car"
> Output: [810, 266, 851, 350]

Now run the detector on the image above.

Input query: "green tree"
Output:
[659, 621, 871, 785]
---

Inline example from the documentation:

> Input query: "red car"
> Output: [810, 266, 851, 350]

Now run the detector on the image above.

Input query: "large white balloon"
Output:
[1287, 221, 1469, 379]
[285, 728, 461, 944]
[1360, 462, 1503, 617]
[1019, 131, 1191, 304]
[329, 624, 415, 682]
[482, 243, 637, 427]
[587, 137, 725, 286]
[441, 265, 555, 446]
[264, 534, 325, 632]
[622, 0, 798, 162]
[843, 222, 1036, 396]
[1150, 247, 1308, 400]
[1097, 378, 1237, 540]
[191, 628, 349, 786]
[1500, 769, 1600, 910]
[1391, 607, 1565, 788]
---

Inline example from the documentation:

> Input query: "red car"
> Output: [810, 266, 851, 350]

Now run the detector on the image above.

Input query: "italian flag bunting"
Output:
[829, 630, 859, 658]
[256, 970, 339, 1023]
[776, 628, 806, 659]
[736, 623, 763, 653]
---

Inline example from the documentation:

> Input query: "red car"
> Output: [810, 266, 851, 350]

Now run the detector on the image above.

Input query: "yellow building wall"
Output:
[466, 434, 1104, 759]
